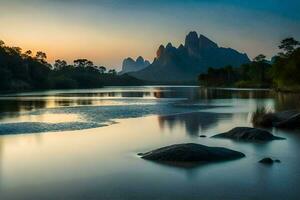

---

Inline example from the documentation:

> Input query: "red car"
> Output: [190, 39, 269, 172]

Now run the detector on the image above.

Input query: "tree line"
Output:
[0, 40, 143, 92]
[199, 38, 300, 91]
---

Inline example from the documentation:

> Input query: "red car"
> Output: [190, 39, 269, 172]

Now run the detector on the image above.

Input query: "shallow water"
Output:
[0, 86, 300, 200]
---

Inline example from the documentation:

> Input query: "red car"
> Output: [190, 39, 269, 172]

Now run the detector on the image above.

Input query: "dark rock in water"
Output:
[259, 157, 281, 164]
[259, 157, 274, 164]
[254, 113, 279, 127]
[255, 110, 300, 129]
[138, 143, 245, 165]
[274, 110, 299, 120]
[212, 127, 285, 141]
[275, 113, 300, 129]
[199, 135, 207, 138]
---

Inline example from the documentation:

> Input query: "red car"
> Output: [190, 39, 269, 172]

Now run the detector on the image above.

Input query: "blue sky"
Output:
[0, 0, 299, 68]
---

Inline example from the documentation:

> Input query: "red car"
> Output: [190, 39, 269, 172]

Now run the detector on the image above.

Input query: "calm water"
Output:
[0, 86, 300, 200]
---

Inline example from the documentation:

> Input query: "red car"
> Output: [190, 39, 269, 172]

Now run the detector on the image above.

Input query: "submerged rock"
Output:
[212, 127, 285, 141]
[255, 110, 300, 129]
[259, 157, 274, 164]
[199, 135, 207, 138]
[138, 143, 245, 165]
[259, 157, 281, 164]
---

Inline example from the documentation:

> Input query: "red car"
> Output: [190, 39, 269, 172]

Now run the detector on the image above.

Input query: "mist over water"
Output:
[0, 86, 300, 200]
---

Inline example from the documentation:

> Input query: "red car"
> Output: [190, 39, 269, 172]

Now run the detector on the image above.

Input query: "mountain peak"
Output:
[185, 31, 199, 51]
[136, 56, 145, 63]
[186, 31, 198, 40]
[178, 44, 185, 49]
[167, 42, 174, 48]
[156, 45, 165, 58]
[199, 34, 218, 49]
[123, 57, 132, 63]
[129, 31, 250, 83]
[120, 56, 150, 74]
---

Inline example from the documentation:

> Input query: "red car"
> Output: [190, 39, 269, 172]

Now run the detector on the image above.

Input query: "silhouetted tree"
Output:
[279, 37, 300, 56]
[108, 69, 117, 75]
[25, 50, 32, 56]
[73, 59, 93, 68]
[272, 38, 300, 90]
[10, 47, 22, 55]
[54, 59, 67, 70]
[36, 51, 47, 62]
[0, 40, 144, 91]
[0, 40, 4, 47]
[98, 66, 106, 74]
[253, 54, 266, 62]
[199, 55, 272, 88]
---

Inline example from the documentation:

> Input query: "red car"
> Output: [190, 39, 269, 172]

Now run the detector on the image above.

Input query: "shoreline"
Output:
[2, 85, 300, 97]
[200, 85, 300, 94]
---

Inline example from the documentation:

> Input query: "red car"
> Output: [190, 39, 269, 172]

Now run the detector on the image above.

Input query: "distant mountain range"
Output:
[119, 56, 150, 74]
[126, 31, 250, 83]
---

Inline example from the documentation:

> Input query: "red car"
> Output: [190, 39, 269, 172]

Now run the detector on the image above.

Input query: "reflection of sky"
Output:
[0, 0, 299, 68]
[0, 87, 299, 134]
[0, 86, 300, 199]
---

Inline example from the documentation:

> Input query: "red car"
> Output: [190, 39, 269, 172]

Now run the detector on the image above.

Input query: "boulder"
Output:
[253, 113, 279, 127]
[275, 113, 300, 129]
[255, 110, 300, 129]
[259, 157, 274, 164]
[259, 157, 281, 164]
[274, 110, 299, 120]
[138, 143, 245, 165]
[199, 135, 207, 138]
[212, 127, 285, 141]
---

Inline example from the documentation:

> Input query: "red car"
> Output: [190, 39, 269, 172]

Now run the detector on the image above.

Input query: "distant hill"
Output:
[129, 31, 250, 83]
[119, 56, 150, 74]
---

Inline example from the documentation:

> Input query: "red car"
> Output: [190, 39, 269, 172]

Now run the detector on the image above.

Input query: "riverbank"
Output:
[200, 85, 300, 94]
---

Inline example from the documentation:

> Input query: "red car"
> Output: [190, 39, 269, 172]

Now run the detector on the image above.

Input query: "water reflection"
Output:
[1, 87, 300, 130]
[274, 92, 300, 111]
[158, 112, 233, 136]
[1, 87, 299, 114]
[0, 87, 300, 200]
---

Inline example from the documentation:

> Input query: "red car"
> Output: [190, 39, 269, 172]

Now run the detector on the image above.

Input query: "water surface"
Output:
[0, 86, 299, 200]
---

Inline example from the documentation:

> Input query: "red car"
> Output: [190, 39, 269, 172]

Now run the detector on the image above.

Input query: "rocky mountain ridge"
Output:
[129, 31, 250, 83]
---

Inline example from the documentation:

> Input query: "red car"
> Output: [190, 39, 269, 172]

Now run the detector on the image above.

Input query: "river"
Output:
[0, 86, 299, 200]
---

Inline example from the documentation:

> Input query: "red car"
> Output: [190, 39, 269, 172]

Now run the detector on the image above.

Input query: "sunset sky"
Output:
[1, 0, 300, 70]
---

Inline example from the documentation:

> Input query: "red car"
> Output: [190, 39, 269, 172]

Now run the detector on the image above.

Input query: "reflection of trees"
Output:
[121, 92, 147, 98]
[152, 87, 273, 101]
[76, 99, 93, 106]
[0, 100, 46, 113]
[274, 92, 300, 111]
[158, 112, 232, 136]
[196, 88, 272, 100]
[0, 100, 47, 120]
[154, 91, 166, 98]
